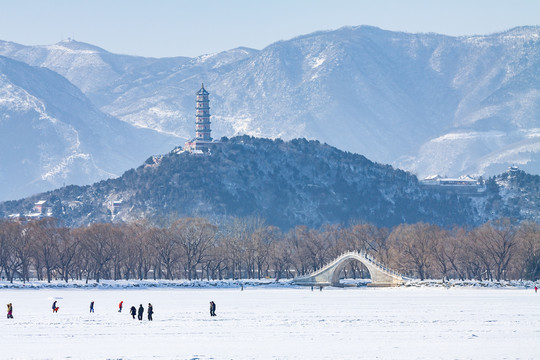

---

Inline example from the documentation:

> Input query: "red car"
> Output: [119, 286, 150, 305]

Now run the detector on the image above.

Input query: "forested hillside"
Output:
[0, 137, 480, 229]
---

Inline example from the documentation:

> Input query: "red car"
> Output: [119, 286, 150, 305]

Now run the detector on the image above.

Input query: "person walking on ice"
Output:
[137, 304, 144, 320]
[130, 306, 137, 319]
[52, 300, 59, 313]
[90, 301, 94, 313]
[147, 303, 153, 321]
[7, 303, 13, 319]
[209, 301, 216, 317]
[118, 301, 123, 312]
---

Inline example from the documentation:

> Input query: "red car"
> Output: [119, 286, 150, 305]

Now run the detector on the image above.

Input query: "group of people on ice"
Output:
[48, 299, 156, 321]
[89, 300, 153, 321]
[129, 303, 153, 321]
[8, 298, 217, 320]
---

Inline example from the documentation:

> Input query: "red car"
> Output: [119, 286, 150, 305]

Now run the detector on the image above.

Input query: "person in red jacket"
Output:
[535, 286, 538, 293]
[118, 301, 123, 312]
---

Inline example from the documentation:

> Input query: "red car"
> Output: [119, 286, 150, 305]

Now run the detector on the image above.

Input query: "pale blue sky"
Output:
[1, 0, 539, 58]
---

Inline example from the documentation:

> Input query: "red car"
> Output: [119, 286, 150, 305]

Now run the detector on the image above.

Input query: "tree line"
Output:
[0, 217, 539, 283]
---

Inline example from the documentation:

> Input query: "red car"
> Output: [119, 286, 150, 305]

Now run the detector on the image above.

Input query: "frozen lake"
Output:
[2, 286, 539, 359]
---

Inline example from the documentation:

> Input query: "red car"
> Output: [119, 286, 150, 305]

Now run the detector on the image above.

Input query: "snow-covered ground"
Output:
[2, 286, 539, 359]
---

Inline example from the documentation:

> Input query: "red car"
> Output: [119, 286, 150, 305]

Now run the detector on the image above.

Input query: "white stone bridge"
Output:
[293, 251, 404, 287]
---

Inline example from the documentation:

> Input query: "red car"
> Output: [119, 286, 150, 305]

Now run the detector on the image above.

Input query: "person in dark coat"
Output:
[130, 306, 137, 319]
[147, 303, 153, 321]
[209, 301, 216, 316]
[90, 301, 94, 313]
[52, 300, 59, 313]
[137, 304, 144, 320]
[7, 303, 13, 319]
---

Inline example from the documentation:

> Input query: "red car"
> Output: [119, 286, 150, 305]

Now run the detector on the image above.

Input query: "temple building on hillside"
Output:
[184, 84, 219, 153]
[420, 174, 485, 196]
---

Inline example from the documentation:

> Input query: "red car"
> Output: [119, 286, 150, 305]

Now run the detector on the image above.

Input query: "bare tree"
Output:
[81, 223, 116, 283]
[109, 226, 128, 280]
[173, 218, 217, 280]
[472, 219, 518, 281]
[516, 221, 540, 280]
[301, 227, 333, 272]
[14, 223, 33, 282]
[271, 237, 295, 280]
[430, 227, 453, 281]
[28, 219, 60, 283]
[346, 223, 379, 252]
[287, 226, 312, 276]
[462, 232, 489, 281]
[121, 222, 149, 280]
[389, 223, 438, 280]
[56, 227, 78, 282]
[151, 227, 181, 280]
[201, 237, 225, 280]
[0, 220, 24, 282]
[251, 226, 280, 279]
[443, 227, 468, 281]
[220, 217, 258, 279]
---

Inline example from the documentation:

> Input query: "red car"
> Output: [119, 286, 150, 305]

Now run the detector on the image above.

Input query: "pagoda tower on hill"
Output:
[195, 84, 212, 141]
[184, 84, 218, 152]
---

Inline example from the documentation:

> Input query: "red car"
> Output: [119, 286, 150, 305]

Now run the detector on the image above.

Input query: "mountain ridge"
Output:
[1, 26, 540, 198]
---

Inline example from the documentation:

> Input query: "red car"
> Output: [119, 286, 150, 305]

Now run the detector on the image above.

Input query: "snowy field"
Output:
[2, 286, 539, 359]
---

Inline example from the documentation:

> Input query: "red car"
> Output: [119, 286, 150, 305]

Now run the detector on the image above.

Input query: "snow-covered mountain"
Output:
[2, 26, 540, 181]
[0, 55, 179, 201]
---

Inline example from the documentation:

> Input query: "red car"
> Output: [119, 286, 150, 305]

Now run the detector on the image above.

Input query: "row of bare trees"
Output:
[0, 217, 539, 283]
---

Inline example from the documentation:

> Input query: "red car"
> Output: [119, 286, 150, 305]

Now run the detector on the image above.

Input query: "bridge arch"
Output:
[330, 254, 372, 285]
[294, 251, 404, 287]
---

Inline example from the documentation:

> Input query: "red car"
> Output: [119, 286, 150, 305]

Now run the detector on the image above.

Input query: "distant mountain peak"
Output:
[52, 39, 108, 53]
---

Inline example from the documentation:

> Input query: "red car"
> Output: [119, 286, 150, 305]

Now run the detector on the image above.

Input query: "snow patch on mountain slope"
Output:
[310, 56, 326, 68]
[217, 115, 261, 137]
[430, 131, 507, 142]
[0, 74, 38, 112]
[40, 153, 110, 181]
[525, 128, 540, 138]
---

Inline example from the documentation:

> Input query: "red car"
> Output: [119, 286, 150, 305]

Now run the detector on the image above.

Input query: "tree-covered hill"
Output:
[1, 137, 536, 229]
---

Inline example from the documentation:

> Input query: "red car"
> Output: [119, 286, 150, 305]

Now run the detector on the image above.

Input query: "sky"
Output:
[1, 0, 539, 58]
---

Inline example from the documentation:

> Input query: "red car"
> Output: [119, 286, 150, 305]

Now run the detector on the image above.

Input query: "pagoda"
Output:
[184, 84, 217, 152]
